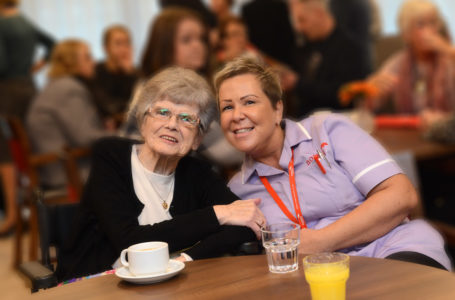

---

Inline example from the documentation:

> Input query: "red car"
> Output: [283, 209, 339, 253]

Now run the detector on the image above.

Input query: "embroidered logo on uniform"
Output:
[306, 156, 314, 166]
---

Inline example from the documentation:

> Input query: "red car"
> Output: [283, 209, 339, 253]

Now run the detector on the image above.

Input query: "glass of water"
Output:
[261, 223, 300, 273]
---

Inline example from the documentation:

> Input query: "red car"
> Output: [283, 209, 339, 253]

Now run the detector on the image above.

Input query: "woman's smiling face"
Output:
[218, 73, 283, 157]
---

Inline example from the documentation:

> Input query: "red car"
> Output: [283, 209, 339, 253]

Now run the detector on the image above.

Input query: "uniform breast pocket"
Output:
[296, 153, 347, 218]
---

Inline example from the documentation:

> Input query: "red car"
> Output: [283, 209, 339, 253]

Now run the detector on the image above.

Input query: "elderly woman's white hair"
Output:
[398, 0, 443, 35]
[129, 66, 216, 135]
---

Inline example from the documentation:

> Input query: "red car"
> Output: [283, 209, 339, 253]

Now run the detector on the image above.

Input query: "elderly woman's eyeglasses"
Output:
[145, 107, 200, 129]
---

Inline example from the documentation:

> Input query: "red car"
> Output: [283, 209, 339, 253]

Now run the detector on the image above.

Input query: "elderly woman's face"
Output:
[140, 99, 201, 158]
[219, 74, 282, 156]
[406, 11, 441, 52]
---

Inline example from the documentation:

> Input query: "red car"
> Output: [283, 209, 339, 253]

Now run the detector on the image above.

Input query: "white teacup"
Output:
[120, 241, 169, 276]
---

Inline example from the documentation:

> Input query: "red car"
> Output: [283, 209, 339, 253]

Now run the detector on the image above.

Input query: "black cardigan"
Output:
[56, 137, 255, 281]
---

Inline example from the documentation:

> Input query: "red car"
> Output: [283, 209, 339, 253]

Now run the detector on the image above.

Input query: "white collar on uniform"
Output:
[241, 119, 312, 184]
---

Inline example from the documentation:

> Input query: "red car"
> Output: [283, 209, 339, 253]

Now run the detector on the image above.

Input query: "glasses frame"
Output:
[144, 107, 201, 130]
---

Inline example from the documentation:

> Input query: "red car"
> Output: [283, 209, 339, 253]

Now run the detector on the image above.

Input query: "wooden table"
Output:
[372, 128, 455, 161]
[28, 255, 455, 300]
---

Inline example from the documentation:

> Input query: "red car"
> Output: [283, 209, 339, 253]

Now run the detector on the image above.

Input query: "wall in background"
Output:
[21, 0, 159, 63]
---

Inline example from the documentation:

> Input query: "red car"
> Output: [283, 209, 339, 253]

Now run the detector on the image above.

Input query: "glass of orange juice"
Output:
[302, 253, 350, 300]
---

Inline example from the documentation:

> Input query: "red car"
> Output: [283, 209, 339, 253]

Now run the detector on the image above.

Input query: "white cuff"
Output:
[180, 252, 193, 261]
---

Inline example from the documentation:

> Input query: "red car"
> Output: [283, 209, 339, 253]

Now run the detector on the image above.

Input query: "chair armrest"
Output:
[62, 146, 90, 200]
[19, 261, 58, 293]
[65, 146, 91, 159]
[29, 153, 62, 168]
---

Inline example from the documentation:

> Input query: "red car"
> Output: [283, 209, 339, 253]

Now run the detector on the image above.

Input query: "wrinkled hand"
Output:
[418, 29, 451, 54]
[368, 73, 398, 99]
[214, 198, 266, 239]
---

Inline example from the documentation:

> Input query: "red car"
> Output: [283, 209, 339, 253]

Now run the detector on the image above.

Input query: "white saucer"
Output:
[115, 259, 185, 284]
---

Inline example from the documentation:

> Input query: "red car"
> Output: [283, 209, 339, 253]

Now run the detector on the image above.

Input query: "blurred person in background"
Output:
[329, 0, 375, 71]
[94, 25, 138, 118]
[26, 39, 115, 189]
[216, 16, 297, 95]
[141, 8, 210, 79]
[209, 0, 234, 23]
[368, 0, 455, 128]
[0, 0, 54, 235]
[128, 7, 242, 168]
[241, 0, 295, 66]
[287, 0, 370, 117]
[216, 16, 262, 65]
[159, 0, 219, 48]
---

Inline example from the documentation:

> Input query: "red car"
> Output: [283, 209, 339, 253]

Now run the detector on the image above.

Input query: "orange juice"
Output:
[303, 253, 350, 300]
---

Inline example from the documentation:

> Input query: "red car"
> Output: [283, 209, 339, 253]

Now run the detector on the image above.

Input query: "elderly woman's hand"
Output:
[214, 198, 266, 239]
[368, 73, 398, 97]
[418, 28, 453, 55]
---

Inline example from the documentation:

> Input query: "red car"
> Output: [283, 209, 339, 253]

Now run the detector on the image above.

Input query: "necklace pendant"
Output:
[162, 202, 168, 210]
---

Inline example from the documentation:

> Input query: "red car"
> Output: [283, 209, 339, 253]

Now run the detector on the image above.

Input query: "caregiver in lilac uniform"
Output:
[214, 57, 452, 271]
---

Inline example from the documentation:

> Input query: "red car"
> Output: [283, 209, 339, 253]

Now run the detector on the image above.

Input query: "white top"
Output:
[131, 144, 175, 225]
[112, 145, 177, 269]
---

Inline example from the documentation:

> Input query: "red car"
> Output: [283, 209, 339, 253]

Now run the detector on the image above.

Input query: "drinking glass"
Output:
[261, 223, 300, 273]
[303, 252, 350, 300]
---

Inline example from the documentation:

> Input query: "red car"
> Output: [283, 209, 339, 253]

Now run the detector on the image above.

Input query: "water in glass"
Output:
[264, 237, 299, 273]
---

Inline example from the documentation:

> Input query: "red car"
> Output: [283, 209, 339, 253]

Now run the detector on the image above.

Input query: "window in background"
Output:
[20, 0, 159, 88]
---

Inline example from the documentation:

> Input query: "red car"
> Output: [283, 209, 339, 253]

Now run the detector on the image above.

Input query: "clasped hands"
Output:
[214, 200, 331, 253]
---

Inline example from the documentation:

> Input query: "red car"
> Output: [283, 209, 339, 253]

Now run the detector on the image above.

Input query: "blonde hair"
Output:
[48, 39, 87, 79]
[398, 0, 442, 34]
[213, 56, 282, 109]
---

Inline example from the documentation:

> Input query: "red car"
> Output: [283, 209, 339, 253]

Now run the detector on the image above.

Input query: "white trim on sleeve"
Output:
[352, 158, 395, 184]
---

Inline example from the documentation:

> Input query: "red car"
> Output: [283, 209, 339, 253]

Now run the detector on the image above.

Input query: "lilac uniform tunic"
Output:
[229, 114, 451, 270]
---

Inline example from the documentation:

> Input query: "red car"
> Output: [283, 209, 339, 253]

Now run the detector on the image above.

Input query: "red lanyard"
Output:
[259, 148, 307, 228]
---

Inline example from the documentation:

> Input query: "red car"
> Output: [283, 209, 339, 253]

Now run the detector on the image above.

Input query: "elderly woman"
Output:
[56, 66, 264, 281]
[214, 57, 452, 270]
[369, 0, 455, 125]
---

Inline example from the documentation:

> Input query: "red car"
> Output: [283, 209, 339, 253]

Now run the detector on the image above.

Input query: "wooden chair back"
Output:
[4, 116, 88, 266]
